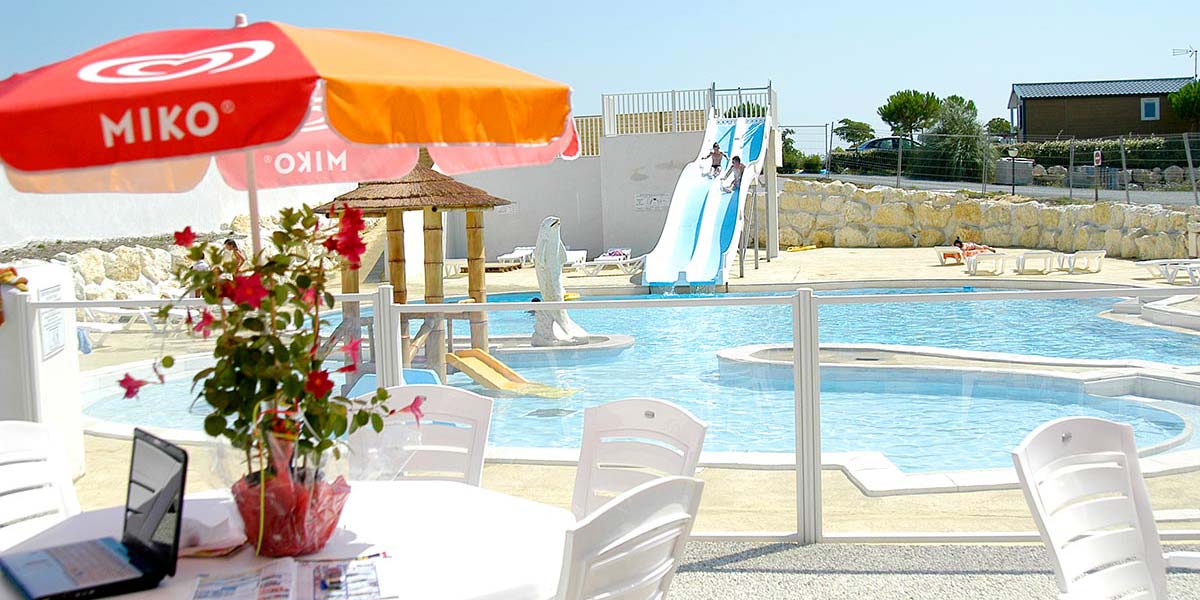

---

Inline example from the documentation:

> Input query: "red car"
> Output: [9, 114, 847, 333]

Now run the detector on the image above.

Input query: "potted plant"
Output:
[120, 204, 412, 556]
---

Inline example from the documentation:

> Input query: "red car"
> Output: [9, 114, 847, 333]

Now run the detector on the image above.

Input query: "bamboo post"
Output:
[385, 209, 411, 366]
[466, 210, 488, 350]
[423, 207, 446, 381]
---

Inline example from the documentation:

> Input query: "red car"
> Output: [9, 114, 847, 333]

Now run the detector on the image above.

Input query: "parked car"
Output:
[855, 137, 922, 152]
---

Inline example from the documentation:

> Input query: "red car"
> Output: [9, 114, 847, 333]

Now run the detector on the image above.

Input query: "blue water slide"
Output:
[684, 118, 768, 284]
[642, 120, 737, 286]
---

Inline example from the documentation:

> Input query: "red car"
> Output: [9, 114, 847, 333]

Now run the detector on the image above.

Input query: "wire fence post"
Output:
[896, 135, 904, 188]
[980, 133, 988, 194]
[1119, 136, 1130, 204]
[1068, 138, 1075, 201]
[1185, 132, 1199, 206]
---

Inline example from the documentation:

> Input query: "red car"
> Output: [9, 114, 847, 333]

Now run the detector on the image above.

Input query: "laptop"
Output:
[0, 429, 188, 600]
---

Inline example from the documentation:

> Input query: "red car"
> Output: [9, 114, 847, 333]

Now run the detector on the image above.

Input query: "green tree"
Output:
[1169, 80, 1200, 131]
[833, 118, 875, 147]
[911, 95, 993, 181]
[877, 90, 940, 139]
[986, 117, 1013, 136]
[778, 128, 803, 173]
[723, 102, 767, 118]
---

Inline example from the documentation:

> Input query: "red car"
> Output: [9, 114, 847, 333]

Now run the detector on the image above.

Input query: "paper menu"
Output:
[192, 558, 296, 600]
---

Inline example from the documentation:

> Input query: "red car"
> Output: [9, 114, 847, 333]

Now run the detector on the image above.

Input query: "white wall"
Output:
[450, 158, 602, 259]
[0, 167, 354, 249]
[598, 131, 704, 256]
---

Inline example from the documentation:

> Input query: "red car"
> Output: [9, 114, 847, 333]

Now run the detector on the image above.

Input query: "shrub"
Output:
[802, 154, 823, 172]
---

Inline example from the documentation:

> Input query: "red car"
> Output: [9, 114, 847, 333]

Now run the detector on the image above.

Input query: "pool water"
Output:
[84, 288, 1200, 473]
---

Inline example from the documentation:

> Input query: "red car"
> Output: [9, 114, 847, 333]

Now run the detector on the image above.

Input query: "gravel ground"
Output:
[0, 231, 235, 263]
[671, 542, 1200, 599]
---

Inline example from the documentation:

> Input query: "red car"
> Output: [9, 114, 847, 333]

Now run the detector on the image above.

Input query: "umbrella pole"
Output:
[244, 151, 262, 257]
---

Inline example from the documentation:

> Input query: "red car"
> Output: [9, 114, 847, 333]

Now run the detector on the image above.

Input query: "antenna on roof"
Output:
[1173, 46, 1197, 80]
[233, 13, 248, 28]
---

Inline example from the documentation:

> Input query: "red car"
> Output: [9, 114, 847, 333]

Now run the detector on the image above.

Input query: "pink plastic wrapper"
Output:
[231, 435, 350, 557]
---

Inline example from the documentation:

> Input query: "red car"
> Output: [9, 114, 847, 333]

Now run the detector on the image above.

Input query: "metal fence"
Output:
[825, 132, 1200, 206]
[573, 115, 602, 157]
[600, 85, 773, 137]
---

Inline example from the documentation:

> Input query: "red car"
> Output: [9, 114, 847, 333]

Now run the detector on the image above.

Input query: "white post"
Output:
[243, 151, 262, 257]
[792, 288, 822, 544]
[373, 285, 401, 387]
[765, 126, 780, 260]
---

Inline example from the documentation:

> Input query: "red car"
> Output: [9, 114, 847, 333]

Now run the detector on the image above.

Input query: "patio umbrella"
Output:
[0, 16, 579, 254]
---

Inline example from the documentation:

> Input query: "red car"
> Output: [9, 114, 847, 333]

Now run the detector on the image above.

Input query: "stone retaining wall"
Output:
[756, 179, 1198, 259]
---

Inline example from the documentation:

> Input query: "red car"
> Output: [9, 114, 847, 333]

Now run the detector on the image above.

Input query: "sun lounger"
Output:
[580, 255, 645, 276]
[1014, 250, 1059, 275]
[563, 249, 588, 270]
[76, 321, 123, 347]
[497, 246, 534, 266]
[965, 253, 1007, 275]
[1063, 249, 1105, 274]
[1136, 258, 1200, 282]
[934, 246, 964, 265]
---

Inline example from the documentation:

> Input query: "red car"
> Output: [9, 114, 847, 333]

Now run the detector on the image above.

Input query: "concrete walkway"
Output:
[672, 542, 1200, 599]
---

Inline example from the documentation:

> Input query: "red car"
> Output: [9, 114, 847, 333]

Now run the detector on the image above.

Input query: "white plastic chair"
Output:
[1012, 417, 1200, 599]
[349, 384, 493, 486]
[555, 476, 704, 600]
[0, 421, 81, 550]
[571, 398, 707, 519]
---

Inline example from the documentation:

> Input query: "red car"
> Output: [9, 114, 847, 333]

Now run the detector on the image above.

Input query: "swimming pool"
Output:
[83, 287, 1200, 473]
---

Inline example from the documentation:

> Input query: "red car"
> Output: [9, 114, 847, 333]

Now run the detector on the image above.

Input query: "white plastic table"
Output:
[0, 481, 575, 600]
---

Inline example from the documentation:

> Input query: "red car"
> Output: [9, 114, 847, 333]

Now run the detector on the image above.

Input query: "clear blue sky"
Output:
[2, 1, 1197, 153]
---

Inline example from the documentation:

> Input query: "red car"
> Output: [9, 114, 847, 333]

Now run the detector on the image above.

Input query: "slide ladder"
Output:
[643, 114, 770, 286]
[446, 348, 576, 399]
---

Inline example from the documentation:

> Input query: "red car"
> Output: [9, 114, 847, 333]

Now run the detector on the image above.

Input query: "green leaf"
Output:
[203, 414, 225, 437]
[370, 413, 384, 433]
[324, 292, 335, 308]
[161, 356, 175, 369]
[296, 274, 312, 289]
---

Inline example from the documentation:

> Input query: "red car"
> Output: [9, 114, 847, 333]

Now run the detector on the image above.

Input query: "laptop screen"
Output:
[121, 429, 187, 576]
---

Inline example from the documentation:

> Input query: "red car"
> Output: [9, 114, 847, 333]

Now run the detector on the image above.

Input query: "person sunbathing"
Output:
[953, 237, 995, 258]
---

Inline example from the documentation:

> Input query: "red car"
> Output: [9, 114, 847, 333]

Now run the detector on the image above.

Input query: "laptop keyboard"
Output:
[46, 541, 142, 586]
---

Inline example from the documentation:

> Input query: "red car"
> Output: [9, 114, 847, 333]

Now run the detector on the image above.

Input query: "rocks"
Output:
[105, 246, 143, 281]
[834, 226, 869, 247]
[873, 203, 915, 227]
[759, 179, 1192, 258]
[1164, 165, 1186, 183]
[74, 248, 108, 284]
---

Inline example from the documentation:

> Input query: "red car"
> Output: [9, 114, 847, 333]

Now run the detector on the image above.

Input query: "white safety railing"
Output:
[11, 283, 1200, 544]
[713, 88, 770, 119]
[574, 115, 603, 157]
[601, 88, 712, 136]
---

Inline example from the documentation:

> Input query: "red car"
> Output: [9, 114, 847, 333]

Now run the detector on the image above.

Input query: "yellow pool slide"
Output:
[445, 348, 576, 398]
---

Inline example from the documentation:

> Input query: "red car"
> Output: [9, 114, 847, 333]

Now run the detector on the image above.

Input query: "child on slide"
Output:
[721, 156, 746, 192]
[701, 143, 726, 177]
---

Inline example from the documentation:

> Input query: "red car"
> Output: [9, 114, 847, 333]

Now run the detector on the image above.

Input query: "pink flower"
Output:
[118, 373, 149, 399]
[305, 369, 334, 399]
[322, 205, 367, 270]
[173, 226, 196, 247]
[301, 286, 318, 308]
[224, 273, 269, 309]
[398, 395, 425, 425]
[336, 338, 363, 373]
[192, 309, 215, 338]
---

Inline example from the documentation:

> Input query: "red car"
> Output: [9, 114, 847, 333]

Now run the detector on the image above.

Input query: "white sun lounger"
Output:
[580, 255, 645, 276]
[563, 250, 588, 270]
[497, 246, 535, 266]
[76, 321, 124, 347]
[965, 253, 1007, 275]
[1014, 251, 1059, 275]
[1137, 258, 1200, 282]
[934, 246, 964, 265]
[1062, 250, 1105, 274]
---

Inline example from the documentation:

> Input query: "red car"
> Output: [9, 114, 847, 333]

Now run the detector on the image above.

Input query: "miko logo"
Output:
[77, 41, 275, 84]
[100, 101, 230, 148]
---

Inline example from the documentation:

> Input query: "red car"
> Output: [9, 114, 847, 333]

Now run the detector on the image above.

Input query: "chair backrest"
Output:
[571, 398, 707, 518]
[0, 421, 81, 550]
[556, 476, 703, 600]
[1012, 417, 1167, 599]
[349, 384, 493, 486]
